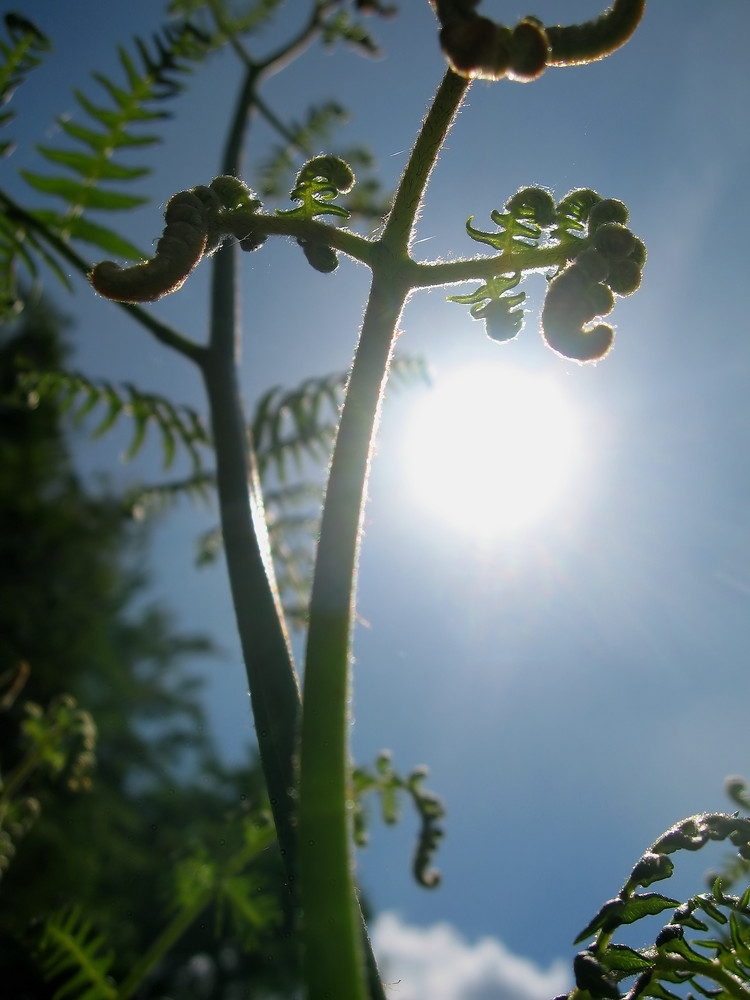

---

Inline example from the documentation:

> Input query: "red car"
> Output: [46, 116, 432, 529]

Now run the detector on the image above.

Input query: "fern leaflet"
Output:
[36, 905, 117, 1000]
[16, 368, 211, 471]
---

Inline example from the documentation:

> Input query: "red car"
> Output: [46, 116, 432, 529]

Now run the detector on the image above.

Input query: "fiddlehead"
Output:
[90, 190, 209, 302]
[567, 814, 750, 1000]
[542, 195, 645, 361]
[277, 155, 355, 272]
[450, 187, 645, 362]
[352, 751, 445, 889]
[431, 0, 645, 81]
[448, 185, 556, 341]
[89, 175, 264, 302]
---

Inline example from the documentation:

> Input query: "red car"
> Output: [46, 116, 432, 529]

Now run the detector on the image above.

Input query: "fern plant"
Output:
[3, 2, 750, 1000]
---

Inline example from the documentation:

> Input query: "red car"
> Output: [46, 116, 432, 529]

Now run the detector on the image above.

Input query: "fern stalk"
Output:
[297, 68, 470, 1000]
[194, 9, 340, 890]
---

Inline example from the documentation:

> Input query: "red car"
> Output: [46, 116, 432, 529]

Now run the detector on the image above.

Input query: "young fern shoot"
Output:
[89, 4, 648, 997]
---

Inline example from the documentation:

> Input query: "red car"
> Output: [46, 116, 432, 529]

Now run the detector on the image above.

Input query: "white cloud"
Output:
[370, 912, 571, 1000]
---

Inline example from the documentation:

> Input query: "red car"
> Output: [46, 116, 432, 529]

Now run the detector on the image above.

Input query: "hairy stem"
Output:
[297, 68, 470, 999]
[201, 26, 390, 1000]
[299, 273, 410, 1000]
[201, 47, 303, 892]
[381, 68, 470, 253]
[201, 347, 300, 878]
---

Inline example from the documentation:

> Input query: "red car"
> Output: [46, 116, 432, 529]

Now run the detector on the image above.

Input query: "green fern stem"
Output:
[381, 68, 470, 252]
[298, 273, 410, 1000]
[297, 68, 470, 1000]
[201, 344, 301, 885]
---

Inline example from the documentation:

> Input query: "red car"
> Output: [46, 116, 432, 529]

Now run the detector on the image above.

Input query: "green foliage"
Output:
[15, 366, 211, 470]
[0, 668, 96, 882]
[13, 5, 744, 1000]
[0, 12, 51, 157]
[168, 0, 285, 39]
[0, 13, 215, 321]
[571, 814, 750, 1000]
[0, 302, 299, 997]
[22, 20, 211, 227]
[36, 905, 117, 1000]
[278, 154, 355, 221]
[258, 102, 349, 197]
[353, 751, 445, 889]
[449, 186, 646, 360]
[320, 3, 396, 59]
[276, 154, 357, 271]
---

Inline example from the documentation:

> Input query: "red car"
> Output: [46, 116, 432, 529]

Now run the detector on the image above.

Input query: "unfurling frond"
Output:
[433, 0, 645, 81]
[277, 155, 356, 272]
[450, 186, 645, 362]
[352, 751, 445, 889]
[542, 199, 645, 362]
[89, 175, 264, 302]
[568, 814, 750, 1000]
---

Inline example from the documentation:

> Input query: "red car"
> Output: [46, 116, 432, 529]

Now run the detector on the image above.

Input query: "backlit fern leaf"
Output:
[0, 14, 52, 316]
[252, 373, 343, 481]
[18, 19, 212, 258]
[253, 353, 427, 481]
[0, 13, 51, 157]
[17, 368, 211, 471]
[36, 905, 117, 1000]
[125, 470, 216, 519]
[168, 0, 286, 41]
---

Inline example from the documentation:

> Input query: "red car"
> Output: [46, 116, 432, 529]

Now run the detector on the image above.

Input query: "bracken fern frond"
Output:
[15, 368, 211, 471]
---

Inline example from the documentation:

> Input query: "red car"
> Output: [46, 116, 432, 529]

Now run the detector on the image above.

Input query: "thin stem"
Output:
[201, 346, 301, 882]
[299, 272, 410, 1000]
[297, 64, 471, 1000]
[201, 35, 304, 895]
[223, 211, 376, 267]
[380, 68, 470, 253]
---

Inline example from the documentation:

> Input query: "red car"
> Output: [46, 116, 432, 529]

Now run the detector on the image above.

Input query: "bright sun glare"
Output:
[400, 361, 583, 538]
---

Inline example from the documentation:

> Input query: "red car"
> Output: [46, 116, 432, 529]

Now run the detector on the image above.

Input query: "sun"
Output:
[398, 360, 584, 539]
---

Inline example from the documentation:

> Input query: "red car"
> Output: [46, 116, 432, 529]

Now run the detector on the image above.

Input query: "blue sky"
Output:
[8, 1, 750, 996]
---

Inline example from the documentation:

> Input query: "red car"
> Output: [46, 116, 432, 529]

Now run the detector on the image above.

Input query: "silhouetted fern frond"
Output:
[0, 13, 51, 158]
[353, 751, 445, 889]
[252, 372, 344, 481]
[17, 368, 211, 470]
[253, 353, 428, 481]
[320, 4, 396, 58]
[167, 0, 286, 41]
[125, 470, 216, 520]
[36, 905, 117, 1000]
